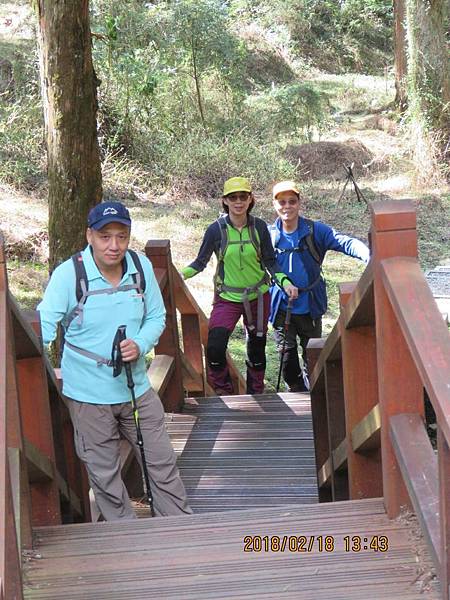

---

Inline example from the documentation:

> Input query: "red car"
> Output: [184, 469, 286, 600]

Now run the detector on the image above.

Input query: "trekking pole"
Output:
[276, 298, 293, 393]
[344, 164, 370, 206]
[115, 325, 155, 517]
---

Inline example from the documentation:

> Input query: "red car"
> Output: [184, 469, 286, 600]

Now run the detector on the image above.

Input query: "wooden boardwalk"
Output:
[167, 392, 318, 512]
[4, 202, 450, 599]
[22, 393, 440, 599]
[23, 499, 439, 599]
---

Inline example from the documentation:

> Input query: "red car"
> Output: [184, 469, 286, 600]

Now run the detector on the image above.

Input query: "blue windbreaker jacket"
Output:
[269, 217, 370, 322]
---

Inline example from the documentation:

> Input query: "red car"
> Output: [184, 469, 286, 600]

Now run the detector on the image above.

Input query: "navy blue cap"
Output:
[87, 201, 131, 230]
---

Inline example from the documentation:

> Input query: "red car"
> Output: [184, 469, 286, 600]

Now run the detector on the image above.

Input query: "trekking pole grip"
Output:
[117, 325, 135, 389]
[285, 297, 294, 327]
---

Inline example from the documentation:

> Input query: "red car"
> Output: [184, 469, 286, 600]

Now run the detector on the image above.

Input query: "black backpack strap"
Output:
[247, 215, 262, 260]
[216, 216, 228, 261]
[128, 249, 146, 293]
[61, 252, 89, 338]
[302, 218, 321, 264]
[71, 251, 88, 303]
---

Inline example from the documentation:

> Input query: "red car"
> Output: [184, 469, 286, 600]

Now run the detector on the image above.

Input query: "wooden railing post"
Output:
[324, 358, 348, 501]
[438, 427, 450, 599]
[5, 310, 33, 550]
[0, 235, 24, 599]
[181, 313, 206, 395]
[340, 283, 381, 499]
[146, 240, 184, 412]
[371, 200, 423, 518]
[309, 365, 332, 502]
[15, 319, 61, 526]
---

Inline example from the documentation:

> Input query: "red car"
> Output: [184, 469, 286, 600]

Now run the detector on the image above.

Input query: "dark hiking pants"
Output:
[273, 311, 322, 391]
[207, 293, 270, 395]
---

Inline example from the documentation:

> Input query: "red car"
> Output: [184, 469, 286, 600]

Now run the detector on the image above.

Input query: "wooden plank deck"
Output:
[23, 498, 440, 599]
[167, 392, 318, 512]
[21, 393, 440, 598]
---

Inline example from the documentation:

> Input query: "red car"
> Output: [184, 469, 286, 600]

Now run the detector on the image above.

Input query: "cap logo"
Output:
[103, 207, 118, 216]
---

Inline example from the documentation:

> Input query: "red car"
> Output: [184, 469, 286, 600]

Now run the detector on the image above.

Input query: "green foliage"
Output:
[0, 97, 43, 187]
[246, 83, 331, 142]
[0, 38, 44, 187]
[90, 0, 332, 189]
[152, 129, 298, 193]
[240, 0, 393, 74]
[1, 0, 395, 192]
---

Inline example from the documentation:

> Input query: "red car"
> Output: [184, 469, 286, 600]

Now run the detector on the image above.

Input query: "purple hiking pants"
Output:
[207, 293, 270, 395]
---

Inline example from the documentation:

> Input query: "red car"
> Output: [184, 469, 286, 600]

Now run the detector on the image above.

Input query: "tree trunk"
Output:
[191, 36, 207, 130]
[36, 0, 102, 272]
[406, 0, 450, 132]
[393, 0, 408, 111]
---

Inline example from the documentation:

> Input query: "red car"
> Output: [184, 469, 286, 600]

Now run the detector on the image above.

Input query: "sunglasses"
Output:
[276, 198, 299, 206]
[225, 192, 251, 202]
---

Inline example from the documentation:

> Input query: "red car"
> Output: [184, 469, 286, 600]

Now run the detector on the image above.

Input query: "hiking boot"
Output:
[214, 388, 232, 396]
[286, 382, 309, 393]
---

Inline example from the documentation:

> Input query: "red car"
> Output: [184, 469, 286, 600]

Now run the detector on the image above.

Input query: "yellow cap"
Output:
[272, 180, 300, 199]
[223, 177, 252, 197]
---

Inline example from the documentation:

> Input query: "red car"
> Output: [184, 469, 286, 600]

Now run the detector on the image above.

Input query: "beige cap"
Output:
[272, 180, 300, 199]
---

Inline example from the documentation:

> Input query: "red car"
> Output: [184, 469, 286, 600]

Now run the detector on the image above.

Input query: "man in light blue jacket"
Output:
[269, 181, 370, 392]
[38, 201, 191, 520]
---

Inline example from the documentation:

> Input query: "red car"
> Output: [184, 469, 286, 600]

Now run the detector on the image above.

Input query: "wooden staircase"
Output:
[23, 497, 439, 599]
[22, 392, 440, 599]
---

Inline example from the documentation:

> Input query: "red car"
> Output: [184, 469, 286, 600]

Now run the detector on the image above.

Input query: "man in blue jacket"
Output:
[38, 201, 191, 520]
[269, 181, 370, 392]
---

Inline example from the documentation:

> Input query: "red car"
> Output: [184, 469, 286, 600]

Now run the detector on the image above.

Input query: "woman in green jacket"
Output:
[182, 177, 297, 395]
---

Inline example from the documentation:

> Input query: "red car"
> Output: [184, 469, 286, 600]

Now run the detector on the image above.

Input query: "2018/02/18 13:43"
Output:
[343, 535, 389, 552]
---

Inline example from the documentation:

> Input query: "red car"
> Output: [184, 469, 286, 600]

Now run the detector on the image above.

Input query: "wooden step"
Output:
[23, 498, 440, 599]
[167, 392, 318, 512]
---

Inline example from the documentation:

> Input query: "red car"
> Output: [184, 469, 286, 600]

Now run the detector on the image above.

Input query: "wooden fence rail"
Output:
[145, 239, 245, 413]
[308, 200, 450, 598]
[0, 233, 23, 600]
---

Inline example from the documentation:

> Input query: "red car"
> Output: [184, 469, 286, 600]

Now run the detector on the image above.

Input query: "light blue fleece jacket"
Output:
[37, 246, 166, 404]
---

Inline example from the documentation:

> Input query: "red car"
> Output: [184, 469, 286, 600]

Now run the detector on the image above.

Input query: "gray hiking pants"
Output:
[66, 388, 192, 520]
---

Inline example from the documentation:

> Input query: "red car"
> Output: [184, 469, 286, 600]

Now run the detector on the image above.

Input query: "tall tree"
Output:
[393, 0, 408, 110]
[405, 0, 450, 166]
[36, 0, 102, 272]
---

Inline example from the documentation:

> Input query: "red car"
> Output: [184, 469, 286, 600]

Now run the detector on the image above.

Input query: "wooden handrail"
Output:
[308, 200, 450, 596]
[390, 413, 440, 566]
[380, 257, 450, 444]
[145, 239, 245, 412]
[0, 233, 24, 599]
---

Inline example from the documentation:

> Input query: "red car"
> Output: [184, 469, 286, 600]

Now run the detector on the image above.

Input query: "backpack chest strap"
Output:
[64, 340, 114, 368]
[216, 275, 268, 337]
[64, 281, 142, 330]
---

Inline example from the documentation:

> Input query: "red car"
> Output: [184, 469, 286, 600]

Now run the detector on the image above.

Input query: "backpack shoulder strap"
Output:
[302, 218, 321, 264]
[248, 215, 262, 259]
[128, 249, 146, 293]
[269, 223, 280, 249]
[216, 216, 228, 261]
[71, 251, 88, 302]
